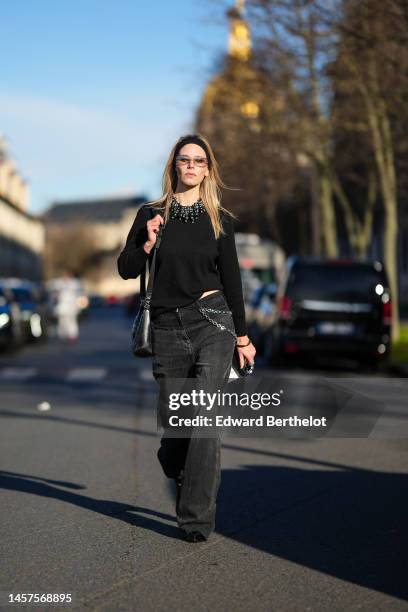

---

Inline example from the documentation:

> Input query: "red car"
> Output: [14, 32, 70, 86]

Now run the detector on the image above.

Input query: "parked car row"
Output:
[0, 277, 91, 353]
[246, 257, 392, 370]
[0, 278, 53, 351]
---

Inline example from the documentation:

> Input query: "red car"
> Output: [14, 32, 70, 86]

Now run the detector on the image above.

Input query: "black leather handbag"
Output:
[131, 219, 164, 357]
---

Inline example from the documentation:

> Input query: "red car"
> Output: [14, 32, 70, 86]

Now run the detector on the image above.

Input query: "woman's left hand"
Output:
[236, 336, 256, 369]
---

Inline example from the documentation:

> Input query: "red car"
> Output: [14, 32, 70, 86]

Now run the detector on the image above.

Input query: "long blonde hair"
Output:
[145, 133, 239, 239]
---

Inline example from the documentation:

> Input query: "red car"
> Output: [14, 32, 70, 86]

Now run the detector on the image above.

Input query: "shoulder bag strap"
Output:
[140, 207, 165, 309]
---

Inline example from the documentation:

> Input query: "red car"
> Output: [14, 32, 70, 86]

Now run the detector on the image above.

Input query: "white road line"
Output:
[66, 368, 107, 382]
[0, 367, 37, 380]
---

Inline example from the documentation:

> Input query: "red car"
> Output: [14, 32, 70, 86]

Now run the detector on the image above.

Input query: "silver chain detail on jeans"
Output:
[196, 305, 237, 340]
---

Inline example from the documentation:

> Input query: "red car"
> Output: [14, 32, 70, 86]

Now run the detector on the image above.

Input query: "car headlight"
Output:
[0, 313, 10, 328]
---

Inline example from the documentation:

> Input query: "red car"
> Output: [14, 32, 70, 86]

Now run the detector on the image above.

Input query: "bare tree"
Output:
[247, 0, 342, 256]
[246, 0, 407, 339]
[319, 0, 408, 340]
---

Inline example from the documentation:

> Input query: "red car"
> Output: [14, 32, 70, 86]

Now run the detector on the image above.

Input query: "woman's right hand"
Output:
[144, 214, 164, 253]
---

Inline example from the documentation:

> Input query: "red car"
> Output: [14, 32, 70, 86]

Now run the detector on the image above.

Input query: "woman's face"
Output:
[175, 143, 209, 188]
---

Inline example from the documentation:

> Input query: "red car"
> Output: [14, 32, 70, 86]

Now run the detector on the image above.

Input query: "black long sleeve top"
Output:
[117, 204, 247, 336]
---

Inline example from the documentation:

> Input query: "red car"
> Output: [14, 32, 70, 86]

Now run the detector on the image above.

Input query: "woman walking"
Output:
[117, 134, 256, 542]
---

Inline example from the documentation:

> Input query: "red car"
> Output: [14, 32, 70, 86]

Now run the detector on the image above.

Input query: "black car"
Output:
[0, 283, 25, 350]
[4, 280, 49, 342]
[268, 257, 392, 369]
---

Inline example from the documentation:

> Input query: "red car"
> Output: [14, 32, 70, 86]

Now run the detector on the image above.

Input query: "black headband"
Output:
[173, 135, 211, 168]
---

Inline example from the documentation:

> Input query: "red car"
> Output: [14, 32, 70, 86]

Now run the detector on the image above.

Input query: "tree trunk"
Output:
[318, 165, 338, 257]
[362, 65, 400, 341]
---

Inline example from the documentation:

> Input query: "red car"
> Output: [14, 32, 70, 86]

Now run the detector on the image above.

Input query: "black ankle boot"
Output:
[184, 531, 207, 543]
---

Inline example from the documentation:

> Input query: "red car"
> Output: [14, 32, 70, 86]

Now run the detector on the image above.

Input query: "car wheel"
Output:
[361, 356, 384, 373]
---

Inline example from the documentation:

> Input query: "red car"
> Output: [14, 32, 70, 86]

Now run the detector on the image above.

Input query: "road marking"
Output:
[66, 368, 107, 382]
[0, 366, 156, 383]
[0, 367, 37, 380]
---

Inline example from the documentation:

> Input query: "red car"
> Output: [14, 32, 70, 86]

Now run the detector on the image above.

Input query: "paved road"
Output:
[1, 307, 407, 611]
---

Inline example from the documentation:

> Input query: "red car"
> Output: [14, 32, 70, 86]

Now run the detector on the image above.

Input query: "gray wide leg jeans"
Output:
[151, 290, 236, 538]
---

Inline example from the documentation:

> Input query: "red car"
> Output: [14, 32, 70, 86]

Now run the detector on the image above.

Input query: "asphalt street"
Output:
[1, 306, 407, 611]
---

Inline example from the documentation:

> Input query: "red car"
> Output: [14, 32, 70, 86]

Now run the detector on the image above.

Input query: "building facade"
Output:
[0, 137, 44, 281]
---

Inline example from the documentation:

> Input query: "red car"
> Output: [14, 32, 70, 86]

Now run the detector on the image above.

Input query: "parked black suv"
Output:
[269, 257, 392, 369]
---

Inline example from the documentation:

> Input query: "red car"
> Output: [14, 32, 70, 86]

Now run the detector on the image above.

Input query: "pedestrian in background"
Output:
[54, 272, 80, 344]
[118, 133, 256, 542]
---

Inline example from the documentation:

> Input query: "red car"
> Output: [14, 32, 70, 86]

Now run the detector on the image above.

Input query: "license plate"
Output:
[316, 322, 355, 335]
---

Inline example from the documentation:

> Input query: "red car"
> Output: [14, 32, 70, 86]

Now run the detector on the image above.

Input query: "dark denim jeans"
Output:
[151, 290, 236, 538]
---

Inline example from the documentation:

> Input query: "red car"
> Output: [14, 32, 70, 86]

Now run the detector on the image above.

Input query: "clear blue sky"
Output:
[0, 0, 230, 214]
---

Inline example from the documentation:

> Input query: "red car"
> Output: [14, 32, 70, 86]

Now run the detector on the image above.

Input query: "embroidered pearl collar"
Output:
[169, 196, 206, 223]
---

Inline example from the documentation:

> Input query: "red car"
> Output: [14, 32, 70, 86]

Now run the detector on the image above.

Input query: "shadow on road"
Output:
[0, 469, 181, 540]
[1, 446, 407, 602]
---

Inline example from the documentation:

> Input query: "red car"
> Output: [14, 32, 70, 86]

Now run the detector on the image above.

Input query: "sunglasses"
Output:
[175, 155, 208, 168]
